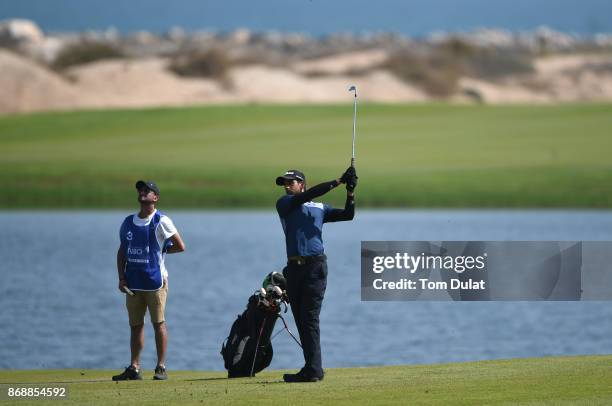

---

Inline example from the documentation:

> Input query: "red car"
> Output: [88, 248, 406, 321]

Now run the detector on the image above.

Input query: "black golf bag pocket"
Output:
[221, 295, 278, 378]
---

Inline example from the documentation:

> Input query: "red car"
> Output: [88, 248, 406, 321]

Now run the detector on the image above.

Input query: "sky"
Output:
[1, 0, 612, 35]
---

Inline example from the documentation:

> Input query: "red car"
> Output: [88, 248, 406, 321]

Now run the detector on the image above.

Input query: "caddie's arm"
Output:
[117, 245, 128, 292]
[165, 232, 186, 254]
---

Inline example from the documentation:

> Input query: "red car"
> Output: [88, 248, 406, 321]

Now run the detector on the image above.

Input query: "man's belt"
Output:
[287, 254, 327, 265]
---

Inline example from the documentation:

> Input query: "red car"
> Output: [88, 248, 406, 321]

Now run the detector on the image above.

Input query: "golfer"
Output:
[112, 180, 186, 381]
[275, 167, 357, 382]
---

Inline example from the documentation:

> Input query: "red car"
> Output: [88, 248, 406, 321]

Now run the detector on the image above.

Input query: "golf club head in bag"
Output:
[262, 271, 287, 290]
[261, 271, 288, 309]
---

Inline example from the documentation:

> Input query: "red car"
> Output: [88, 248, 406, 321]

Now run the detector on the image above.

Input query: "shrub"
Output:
[383, 51, 465, 97]
[436, 38, 535, 79]
[52, 41, 124, 70]
[168, 49, 231, 80]
[466, 50, 535, 79]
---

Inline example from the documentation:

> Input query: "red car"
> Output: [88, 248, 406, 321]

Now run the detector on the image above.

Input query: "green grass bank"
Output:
[1, 104, 611, 208]
[1, 356, 610, 405]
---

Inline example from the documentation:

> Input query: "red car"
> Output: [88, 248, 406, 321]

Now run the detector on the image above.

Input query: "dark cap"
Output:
[275, 169, 306, 186]
[135, 180, 160, 195]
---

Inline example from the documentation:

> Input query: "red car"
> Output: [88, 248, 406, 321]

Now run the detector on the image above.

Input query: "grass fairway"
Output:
[1, 104, 611, 208]
[1, 356, 610, 405]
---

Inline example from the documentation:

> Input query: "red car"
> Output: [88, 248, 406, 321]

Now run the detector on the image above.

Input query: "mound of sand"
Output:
[0, 50, 80, 113]
[67, 58, 227, 108]
[228, 65, 427, 103]
[291, 49, 389, 75]
[459, 54, 612, 104]
[1, 49, 612, 114]
[0, 51, 426, 113]
[534, 54, 612, 102]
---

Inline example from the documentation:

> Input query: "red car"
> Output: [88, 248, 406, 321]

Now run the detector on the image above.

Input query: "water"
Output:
[2, 0, 612, 35]
[1, 210, 612, 371]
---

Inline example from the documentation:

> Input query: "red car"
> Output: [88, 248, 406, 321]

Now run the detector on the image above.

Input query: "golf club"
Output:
[349, 85, 357, 167]
[250, 316, 267, 377]
[271, 314, 302, 349]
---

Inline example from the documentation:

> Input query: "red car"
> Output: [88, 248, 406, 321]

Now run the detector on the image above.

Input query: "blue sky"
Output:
[2, 0, 611, 35]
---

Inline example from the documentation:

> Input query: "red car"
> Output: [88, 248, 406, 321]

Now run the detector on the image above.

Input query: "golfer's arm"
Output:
[117, 246, 127, 281]
[166, 232, 186, 253]
[324, 193, 355, 222]
[289, 179, 341, 209]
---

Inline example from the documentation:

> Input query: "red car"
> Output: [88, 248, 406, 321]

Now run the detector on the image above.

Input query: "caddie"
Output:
[112, 180, 186, 381]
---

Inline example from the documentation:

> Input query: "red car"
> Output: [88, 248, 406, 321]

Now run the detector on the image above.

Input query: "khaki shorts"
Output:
[126, 278, 168, 326]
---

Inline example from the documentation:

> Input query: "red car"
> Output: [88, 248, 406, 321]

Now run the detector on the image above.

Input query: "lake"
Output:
[1, 210, 611, 372]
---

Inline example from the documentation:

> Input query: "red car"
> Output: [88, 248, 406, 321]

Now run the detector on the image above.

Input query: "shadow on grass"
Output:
[241, 380, 285, 385]
[0, 379, 109, 385]
[185, 377, 285, 385]
[184, 377, 229, 382]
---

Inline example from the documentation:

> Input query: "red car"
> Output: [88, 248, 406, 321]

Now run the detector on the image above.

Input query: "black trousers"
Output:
[283, 258, 328, 378]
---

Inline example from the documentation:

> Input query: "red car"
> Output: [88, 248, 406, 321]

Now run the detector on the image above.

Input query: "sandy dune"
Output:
[0, 50, 80, 113]
[460, 54, 612, 103]
[67, 58, 227, 107]
[291, 49, 389, 75]
[1, 49, 612, 114]
[228, 65, 427, 102]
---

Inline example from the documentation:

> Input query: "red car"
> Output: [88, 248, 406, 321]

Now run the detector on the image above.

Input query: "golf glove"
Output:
[340, 166, 356, 183]
[341, 166, 358, 192]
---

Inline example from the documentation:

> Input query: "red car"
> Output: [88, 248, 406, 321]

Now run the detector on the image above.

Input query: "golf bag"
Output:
[221, 272, 287, 378]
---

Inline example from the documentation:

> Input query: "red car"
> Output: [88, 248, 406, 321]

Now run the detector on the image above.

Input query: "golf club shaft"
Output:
[279, 315, 302, 348]
[351, 88, 357, 167]
[250, 317, 266, 377]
